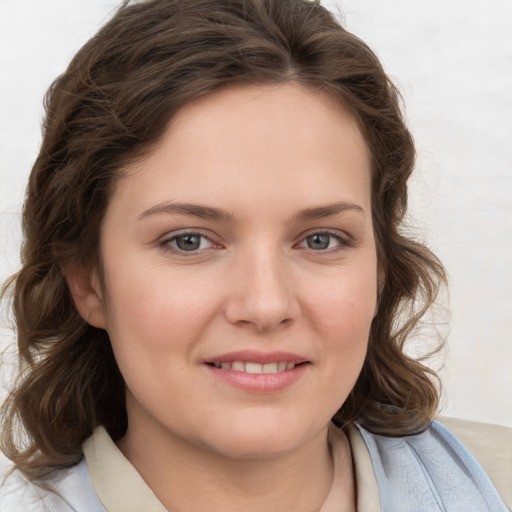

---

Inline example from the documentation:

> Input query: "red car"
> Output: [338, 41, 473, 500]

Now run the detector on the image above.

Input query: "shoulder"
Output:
[436, 416, 512, 507]
[0, 459, 106, 512]
[355, 418, 511, 512]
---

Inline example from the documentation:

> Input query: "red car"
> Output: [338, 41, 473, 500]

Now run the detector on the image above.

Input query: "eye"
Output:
[160, 232, 215, 254]
[297, 231, 350, 251]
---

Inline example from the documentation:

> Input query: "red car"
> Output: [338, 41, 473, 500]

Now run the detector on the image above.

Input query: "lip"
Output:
[204, 350, 309, 366]
[203, 350, 310, 393]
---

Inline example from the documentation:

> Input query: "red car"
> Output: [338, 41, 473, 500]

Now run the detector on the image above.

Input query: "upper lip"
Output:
[204, 350, 309, 365]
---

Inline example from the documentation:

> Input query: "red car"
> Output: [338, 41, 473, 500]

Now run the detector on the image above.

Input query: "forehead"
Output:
[167, 82, 368, 169]
[109, 82, 372, 221]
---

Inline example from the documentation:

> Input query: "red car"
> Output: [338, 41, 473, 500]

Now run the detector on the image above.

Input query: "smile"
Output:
[209, 361, 302, 373]
[205, 360, 309, 393]
[203, 351, 310, 391]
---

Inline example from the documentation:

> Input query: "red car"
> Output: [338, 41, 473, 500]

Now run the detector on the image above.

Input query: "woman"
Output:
[1, 0, 510, 510]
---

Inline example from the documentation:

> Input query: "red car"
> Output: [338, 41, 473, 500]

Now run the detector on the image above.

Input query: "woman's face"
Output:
[86, 83, 378, 458]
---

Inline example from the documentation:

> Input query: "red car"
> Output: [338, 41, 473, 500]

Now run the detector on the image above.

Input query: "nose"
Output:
[224, 246, 299, 332]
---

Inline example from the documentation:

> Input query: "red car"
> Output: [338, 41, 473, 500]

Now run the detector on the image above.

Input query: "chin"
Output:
[212, 436, 298, 460]
[198, 418, 323, 460]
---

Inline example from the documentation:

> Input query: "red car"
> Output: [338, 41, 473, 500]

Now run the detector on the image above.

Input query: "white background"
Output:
[1, 0, 511, 428]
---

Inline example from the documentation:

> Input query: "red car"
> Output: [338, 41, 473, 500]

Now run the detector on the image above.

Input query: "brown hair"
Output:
[1, 0, 446, 480]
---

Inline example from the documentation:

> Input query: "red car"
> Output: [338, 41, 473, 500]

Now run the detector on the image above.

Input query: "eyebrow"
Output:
[137, 202, 235, 222]
[137, 200, 364, 223]
[294, 201, 365, 221]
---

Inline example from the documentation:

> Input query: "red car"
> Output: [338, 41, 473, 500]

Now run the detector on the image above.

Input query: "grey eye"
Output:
[305, 234, 331, 250]
[175, 234, 203, 251]
[159, 232, 216, 255]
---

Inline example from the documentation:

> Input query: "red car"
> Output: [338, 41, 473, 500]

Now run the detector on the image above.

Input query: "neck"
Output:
[117, 413, 354, 512]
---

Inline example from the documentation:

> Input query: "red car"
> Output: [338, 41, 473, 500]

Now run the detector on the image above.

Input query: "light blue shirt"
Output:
[356, 421, 508, 511]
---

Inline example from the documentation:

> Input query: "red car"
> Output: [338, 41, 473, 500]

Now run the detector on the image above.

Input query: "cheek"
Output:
[100, 270, 212, 407]
[101, 260, 221, 359]
[308, 265, 377, 333]
[305, 264, 377, 378]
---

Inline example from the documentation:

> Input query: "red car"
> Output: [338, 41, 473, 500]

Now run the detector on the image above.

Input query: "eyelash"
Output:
[297, 230, 354, 253]
[158, 231, 216, 255]
[157, 229, 353, 256]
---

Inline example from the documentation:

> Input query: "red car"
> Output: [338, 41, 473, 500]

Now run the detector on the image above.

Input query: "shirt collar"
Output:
[83, 426, 166, 512]
[83, 423, 381, 511]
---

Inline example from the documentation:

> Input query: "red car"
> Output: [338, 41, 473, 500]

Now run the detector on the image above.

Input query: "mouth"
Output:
[205, 361, 309, 374]
[203, 351, 310, 391]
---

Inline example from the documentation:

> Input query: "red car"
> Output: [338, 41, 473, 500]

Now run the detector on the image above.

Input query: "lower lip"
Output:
[204, 363, 310, 393]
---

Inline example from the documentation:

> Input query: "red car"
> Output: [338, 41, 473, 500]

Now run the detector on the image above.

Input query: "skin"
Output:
[68, 83, 378, 512]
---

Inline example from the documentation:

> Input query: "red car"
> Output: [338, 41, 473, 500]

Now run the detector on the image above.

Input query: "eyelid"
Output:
[295, 228, 354, 251]
[157, 229, 221, 255]
[155, 227, 354, 256]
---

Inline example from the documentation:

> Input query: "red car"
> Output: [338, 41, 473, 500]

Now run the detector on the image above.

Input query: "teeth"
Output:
[231, 361, 245, 372]
[212, 361, 299, 373]
[262, 362, 278, 373]
[245, 362, 263, 374]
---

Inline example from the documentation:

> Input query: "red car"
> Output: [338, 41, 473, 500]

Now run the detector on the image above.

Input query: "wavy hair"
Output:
[1, 0, 446, 480]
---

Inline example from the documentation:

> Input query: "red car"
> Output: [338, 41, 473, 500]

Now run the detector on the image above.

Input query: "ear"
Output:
[63, 265, 107, 329]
